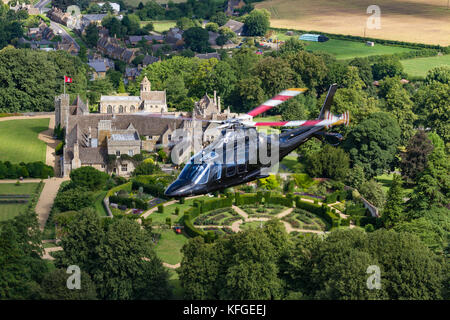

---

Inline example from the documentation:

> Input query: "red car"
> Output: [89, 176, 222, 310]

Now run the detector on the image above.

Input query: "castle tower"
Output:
[140, 76, 151, 99]
[55, 94, 70, 129]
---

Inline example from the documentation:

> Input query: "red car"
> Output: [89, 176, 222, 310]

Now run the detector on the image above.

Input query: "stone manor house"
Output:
[55, 78, 236, 177]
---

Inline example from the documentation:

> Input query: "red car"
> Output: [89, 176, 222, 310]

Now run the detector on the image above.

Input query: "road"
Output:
[34, 0, 51, 12]
[50, 21, 81, 51]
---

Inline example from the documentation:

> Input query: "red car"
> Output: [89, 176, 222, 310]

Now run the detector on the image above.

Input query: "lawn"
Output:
[401, 54, 450, 77]
[0, 118, 49, 163]
[140, 20, 176, 33]
[0, 182, 39, 221]
[147, 195, 211, 224]
[153, 229, 189, 265]
[240, 220, 267, 231]
[166, 268, 184, 299]
[93, 190, 109, 217]
[375, 173, 413, 195]
[279, 155, 305, 173]
[302, 39, 413, 60]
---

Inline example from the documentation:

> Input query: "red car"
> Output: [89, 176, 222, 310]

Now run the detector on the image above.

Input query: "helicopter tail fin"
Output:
[318, 83, 338, 120]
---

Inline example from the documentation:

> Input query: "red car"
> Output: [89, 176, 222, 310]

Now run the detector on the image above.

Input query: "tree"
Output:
[279, 37, 305, 55]
[408, 132, 449, 211]
[257, 175, 280, 190]
[413, 81, 449, 143]
[0, 48, 90, 113]
[371, 57, 404, 80]
[39, 269, 97, 300]
[283, 228, 447, 300]
[348, 57, 373, 87]
[286, 51, 327, 90]
[359, 179, 386, 209]
[379, 77, 417, 144]
[55, 209, 171, 300]
[233, 76, 265, 113]
[382, 174, 405, 228]
[205, 22, 219, 32]
[244, 9, 270, 36]
[53, 187, 94, 212]
[253, 56, 295, 97]
[183, 26, 210, 53]
[84, 23, 99, 47]
[305, 144, 350, 181]
[69, 166, 109, 191]
[343, 112, 401, 178]
[425, 66, 450, 85]
[209, 11, 228, 26]
[281, 94, 310, 121]
[400, 130, 434, 185]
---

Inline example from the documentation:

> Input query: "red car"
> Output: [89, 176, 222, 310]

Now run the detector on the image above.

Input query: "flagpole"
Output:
[64, 75, 66, 95]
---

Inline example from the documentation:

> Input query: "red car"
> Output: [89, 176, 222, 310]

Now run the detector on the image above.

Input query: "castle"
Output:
[54, 78, 236, 177]
[99, 76, 167, 114]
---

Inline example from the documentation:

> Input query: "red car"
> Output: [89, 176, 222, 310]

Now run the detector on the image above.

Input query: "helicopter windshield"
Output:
[179, 162, 210, 184]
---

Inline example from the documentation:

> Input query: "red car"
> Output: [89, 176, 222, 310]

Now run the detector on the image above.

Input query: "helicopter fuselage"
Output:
[164, 124, 328, 197]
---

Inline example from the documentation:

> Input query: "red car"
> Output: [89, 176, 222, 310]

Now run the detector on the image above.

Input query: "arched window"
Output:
[119, 105, 124, 113]
[107, 105, 113, 114]
[130, 105, 135, 112]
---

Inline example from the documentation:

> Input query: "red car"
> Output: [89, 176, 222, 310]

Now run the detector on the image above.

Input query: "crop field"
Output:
[401, 54, 450, 77]
[0, 118, 49, 163]
[256, 0, 450, 46]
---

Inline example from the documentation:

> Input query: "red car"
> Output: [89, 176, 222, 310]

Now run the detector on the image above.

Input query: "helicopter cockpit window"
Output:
[179, 162, 210, 185]
[210, 163, 222, 180]
[226, 164, 235, 177]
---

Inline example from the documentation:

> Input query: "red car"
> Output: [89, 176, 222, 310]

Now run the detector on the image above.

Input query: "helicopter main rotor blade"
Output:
[245, 111, 350, 128]
[246, 88, 308, 117]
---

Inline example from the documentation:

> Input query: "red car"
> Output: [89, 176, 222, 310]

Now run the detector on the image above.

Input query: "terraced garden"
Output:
[282, 208, 327, 231]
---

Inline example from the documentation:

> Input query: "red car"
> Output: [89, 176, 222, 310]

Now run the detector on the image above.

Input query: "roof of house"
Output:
[223, 19, 244, 33]
[88, 61, 107, 73]
[82, 14, 107, 22]
[142, 55, 159, 66]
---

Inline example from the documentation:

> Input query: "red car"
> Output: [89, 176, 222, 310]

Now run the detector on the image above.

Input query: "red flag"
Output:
[64, 76, 73, 83]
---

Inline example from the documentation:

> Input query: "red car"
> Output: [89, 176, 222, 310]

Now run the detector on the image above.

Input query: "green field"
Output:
[153, 229, 189, 265]
[401, 55, 450, 77]
[302, 39, 413, 60]
[0, 118, 49, 163]
[0, 182, 39, 221]
[140, 20, 176, 33]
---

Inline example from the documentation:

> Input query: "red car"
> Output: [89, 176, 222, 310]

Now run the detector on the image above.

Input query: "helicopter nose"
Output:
[164, 180, 193, 197]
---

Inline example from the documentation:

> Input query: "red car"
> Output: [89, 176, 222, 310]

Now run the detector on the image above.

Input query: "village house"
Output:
[97, 36, 136, 64]
[195, 52, 221, 60]
[88, 58, 114, 80]
[223, 19, 244, 36]
[57, 38, 79, 55]
[225, 0, 245, 16]
[47, 7, 71, 25]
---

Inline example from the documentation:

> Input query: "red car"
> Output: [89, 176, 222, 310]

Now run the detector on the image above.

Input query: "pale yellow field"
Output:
[256, 0, 450, 45]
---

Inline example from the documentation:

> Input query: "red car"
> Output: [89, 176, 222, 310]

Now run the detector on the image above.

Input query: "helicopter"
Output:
[161, 83, 349, 197]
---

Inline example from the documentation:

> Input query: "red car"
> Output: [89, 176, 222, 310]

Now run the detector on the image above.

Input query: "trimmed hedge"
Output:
[325, 189, 350, 204]
[295, 196, 340, 229]
[106, 182, 132, 198]
[183, 197, 233, 240]
[109, 195, 148, 210]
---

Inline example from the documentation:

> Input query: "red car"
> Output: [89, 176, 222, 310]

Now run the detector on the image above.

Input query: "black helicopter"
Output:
[163, 84, 349, 197]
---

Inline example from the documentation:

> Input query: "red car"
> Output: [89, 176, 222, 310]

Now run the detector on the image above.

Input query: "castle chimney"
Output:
[214, 90, 217, 106]
[218, 96, 221, 113]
